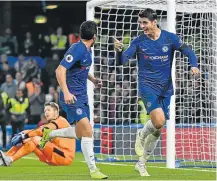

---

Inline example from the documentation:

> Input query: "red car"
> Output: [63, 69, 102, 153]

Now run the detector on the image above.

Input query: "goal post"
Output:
[166, 0, 176, 169]
[87, 0, 217, 169]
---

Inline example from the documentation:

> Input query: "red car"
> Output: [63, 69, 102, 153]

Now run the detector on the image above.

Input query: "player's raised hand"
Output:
[113, 37, 124, 52]
[93, 78, 102, 88]
[191, 67, 200, 76]
[64, 92, 77, 104]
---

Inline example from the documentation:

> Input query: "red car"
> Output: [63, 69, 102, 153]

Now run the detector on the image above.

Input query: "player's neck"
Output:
[146, 28, 161, 41]
[81, 39, 92, 49]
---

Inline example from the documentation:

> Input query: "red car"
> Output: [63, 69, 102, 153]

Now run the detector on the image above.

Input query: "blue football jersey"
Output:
[121, 30, 197, 97]
[59, 41, 92, 105]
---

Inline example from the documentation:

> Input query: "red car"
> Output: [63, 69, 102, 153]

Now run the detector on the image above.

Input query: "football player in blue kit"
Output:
[114, 8, 200, 176]
[40, 21, 108, 179]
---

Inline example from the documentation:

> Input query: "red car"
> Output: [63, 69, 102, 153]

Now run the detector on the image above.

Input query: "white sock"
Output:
[0, 158, 4, 166]
[138, 155, 146, 164]
[49, 126, 78, 139]
[81, 137, 97, 172]
[144, 130, 161, 161]
[140, 120, 158, 141]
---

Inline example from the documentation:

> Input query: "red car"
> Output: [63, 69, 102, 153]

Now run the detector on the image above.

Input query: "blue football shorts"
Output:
[60, 102, 90, 124]
[139, 88, 171, 120]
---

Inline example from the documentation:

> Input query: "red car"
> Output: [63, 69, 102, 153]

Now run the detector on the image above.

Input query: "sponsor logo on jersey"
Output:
[66, 55, 73, 62]
[145, 55, 169, 61]
[162, 46, 169, 52]
[76, 108, 82, 115]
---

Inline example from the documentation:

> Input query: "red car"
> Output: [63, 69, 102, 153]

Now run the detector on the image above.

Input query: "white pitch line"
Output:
[23, 156, 38, 160]
[3, 180, 215, 181]
[81, 161, 216, 173]
[22, 157, 216, 173]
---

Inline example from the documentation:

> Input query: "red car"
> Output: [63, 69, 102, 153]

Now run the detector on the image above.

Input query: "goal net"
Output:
[89, 0, 217, 168]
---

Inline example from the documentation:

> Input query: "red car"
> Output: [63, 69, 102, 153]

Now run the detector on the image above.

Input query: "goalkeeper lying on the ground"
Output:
[0, 102, 75, 166]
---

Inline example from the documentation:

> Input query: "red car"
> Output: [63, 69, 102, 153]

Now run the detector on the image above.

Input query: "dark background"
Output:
[0, 1, 87, 39]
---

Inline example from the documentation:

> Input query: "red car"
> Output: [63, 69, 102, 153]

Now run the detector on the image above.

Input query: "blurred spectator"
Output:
[8, 89, 29, 137]
[0, 90, 8, 151]
[37, 113, 48, 127]
[0, 28, 18, 55]
[28, 83, 45, 124]
[108, 91, 116, 124]
[0, 74, 17, 98]
[14, 72, 26, 91]
[50, 27, 67, 51]
[45, 86, 58, 103]
[40, 67, 50, 94]
[37, 34, 52, 58]
[0, 60, 16, 80]
[94, 104, 100, 123]
[26, 79, 35, 97]
[22, 32, 35, 56]
[45, 53, 60, 87]
[26, 77, 42, 97]
[0, 54, 8, 84]
[0, 54, 16, 84]
[21, 59, 39, 82]
[115, 83, 122, 97]
[14, 53, 25, 72]
[68, 25, 80, 45]
[0, 53, 8, 65]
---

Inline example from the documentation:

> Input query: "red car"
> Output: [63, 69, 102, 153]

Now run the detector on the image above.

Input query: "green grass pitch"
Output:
[0, 152, 215, 180]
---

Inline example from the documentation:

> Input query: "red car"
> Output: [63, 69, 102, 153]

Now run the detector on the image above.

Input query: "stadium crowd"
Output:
[0, 26, 81, 150]
[0, 19, 212, 150]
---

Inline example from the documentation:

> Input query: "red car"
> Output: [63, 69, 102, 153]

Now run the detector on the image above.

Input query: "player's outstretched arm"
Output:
[172, 33, 200, 76]
[179, 44, 200, 75]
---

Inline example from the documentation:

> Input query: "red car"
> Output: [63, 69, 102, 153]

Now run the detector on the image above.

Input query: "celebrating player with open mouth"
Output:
[114, 8, 200, 176]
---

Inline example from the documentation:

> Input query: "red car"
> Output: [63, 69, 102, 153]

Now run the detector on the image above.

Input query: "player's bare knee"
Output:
[76, 118, 93, 138]
[81, 129, 92, 137]
[150, 109, 165, 129]
[76, 128, 92, 138]
[154, 120, 165, 129]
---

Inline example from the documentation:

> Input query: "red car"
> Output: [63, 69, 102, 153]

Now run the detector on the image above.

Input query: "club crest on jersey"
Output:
[147, 102, 151, 108]
[76, 108, 82, 115]
[162, 46, 169, 52]
[66, 55, 73, 62]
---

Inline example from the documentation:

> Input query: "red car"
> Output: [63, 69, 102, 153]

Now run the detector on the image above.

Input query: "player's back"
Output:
[50, 116, 75, 153]
[59, 41, 92, 105]
[133, 30, 178, 95]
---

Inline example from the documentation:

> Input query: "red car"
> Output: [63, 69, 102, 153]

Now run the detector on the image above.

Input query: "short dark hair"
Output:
[139, 8, 157, 21]
[80, 20, 97, 40]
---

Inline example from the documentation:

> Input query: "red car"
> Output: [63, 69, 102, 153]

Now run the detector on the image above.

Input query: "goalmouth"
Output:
[87, 0, 217, 169]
